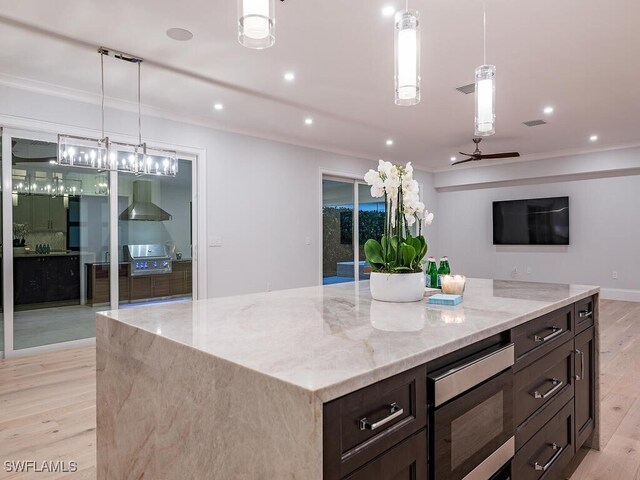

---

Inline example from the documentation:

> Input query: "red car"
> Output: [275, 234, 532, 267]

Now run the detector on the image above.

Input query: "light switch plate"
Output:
[209, 236, 222, 247]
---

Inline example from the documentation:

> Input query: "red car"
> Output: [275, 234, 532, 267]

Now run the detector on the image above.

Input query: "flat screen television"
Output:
[493, 196, 569, 245]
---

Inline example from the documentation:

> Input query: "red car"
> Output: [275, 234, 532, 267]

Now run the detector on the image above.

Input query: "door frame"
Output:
[319, 169, 370, 287]
[0, 115, 207, 358]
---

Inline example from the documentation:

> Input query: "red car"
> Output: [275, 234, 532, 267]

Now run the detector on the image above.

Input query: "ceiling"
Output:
[0, 0, 639, 171]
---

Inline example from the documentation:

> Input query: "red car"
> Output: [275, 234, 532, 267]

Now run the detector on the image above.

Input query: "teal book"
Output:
[428, 294, 462, 306]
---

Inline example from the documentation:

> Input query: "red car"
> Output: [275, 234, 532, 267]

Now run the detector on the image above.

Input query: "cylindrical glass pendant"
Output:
[238, 0, 275, 49]
[475, 64, 496, 136]
[394, 10, 420, 106]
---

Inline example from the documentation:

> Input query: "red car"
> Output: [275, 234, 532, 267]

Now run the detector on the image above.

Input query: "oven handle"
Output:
[431, 343, 514, 407]
[359, 403, 404, 431]
[461, 436, 514, 480]
[533, 442, 565, 472]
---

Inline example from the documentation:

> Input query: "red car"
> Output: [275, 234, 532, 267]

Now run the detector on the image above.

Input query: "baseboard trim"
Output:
[600, 288, 640, 302]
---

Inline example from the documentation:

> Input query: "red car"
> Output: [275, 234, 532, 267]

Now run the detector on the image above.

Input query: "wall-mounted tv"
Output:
[493, 196, 569, 245]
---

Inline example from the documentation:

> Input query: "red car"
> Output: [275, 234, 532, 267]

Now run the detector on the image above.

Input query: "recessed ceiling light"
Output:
[284, 72, 295, 82]
[450, 156, 457, 162]
[543, 106, 554, 114]
[386, 139, 394, 146]
[213, 103, 224, 111]
[304, 117, 313, 125]
[166, 28, 194, 41]
[382, 5, 396, 16]
[589, 134, 598, 141]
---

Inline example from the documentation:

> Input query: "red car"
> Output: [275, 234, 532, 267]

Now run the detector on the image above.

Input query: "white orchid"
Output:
[424, 210, 434, 225]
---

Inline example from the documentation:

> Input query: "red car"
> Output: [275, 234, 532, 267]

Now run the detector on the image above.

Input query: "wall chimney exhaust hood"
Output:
[119, 180, 172, 221]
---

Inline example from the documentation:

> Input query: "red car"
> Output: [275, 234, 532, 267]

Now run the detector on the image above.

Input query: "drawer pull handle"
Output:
[575, 349, 585, 381]
[534, 326, 563, 343]
[359, 403, 404, 431]
[579, 310, 593, 319]
[533, 442, 565, 472]
[533, 378, 563, 399]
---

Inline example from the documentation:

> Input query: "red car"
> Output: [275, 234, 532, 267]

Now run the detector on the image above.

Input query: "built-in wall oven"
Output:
[428, 341, 515, 480]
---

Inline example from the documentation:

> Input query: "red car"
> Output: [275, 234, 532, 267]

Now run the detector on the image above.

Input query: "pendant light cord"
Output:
[100, 52, 105, 141]
[483, 1, 487, 65]
[137, 61, 142, 147]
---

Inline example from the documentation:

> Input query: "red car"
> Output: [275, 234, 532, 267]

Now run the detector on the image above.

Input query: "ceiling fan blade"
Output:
[458, 152, 476, 157]
[476, 152, 520, 160]
[451, 157, 475, 166]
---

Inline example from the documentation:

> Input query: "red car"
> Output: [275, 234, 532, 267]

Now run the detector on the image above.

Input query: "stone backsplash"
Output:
[24, 231, 67, 251]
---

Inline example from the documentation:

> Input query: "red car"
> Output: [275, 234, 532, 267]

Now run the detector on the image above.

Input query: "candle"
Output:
[441, 275, 466, 295]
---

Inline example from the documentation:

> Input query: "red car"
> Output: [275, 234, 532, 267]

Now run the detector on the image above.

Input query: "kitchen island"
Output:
[96, 279, 599, 479]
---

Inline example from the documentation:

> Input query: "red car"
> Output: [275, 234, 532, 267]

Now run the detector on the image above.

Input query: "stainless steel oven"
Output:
[428, 343, 515, 480]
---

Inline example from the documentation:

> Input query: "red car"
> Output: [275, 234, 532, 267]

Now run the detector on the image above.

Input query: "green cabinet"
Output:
[13, 194, 67, 232]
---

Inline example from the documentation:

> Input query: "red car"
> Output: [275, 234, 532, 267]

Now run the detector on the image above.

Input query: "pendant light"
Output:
[58, 48, 178, 177]
[475, 2, 496, 136]
[238, 0, 275, 49]
[394, 3, 420, 106]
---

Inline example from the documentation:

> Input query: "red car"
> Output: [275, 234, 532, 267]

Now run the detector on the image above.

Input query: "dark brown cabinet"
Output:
[321, 296, 598, 480]
[86, 263, 129, 305]
[343, 430, 427, 480]
[513, 399, 575, 480]
[323, 365, 426, 479]
[170, 261, 193, 296]
[574, 327, 596, 451]
[87, 261, 192, 304]
[14, 255, 80, 307]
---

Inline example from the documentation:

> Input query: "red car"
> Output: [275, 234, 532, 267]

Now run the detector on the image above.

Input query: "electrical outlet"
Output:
[526, 266, 532, 275]
[305, 236, 311, 246]
[511, 267, 518, 278]
[612, 271, 618, 280]
[267, 282, 272, 292]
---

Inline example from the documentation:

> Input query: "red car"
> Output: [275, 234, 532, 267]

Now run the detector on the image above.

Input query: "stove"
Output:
[124, 244, 172, 276]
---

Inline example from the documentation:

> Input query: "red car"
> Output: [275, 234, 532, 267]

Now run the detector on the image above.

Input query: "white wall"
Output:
[435, 163, 640, 299]
[0, 84, 437, 298]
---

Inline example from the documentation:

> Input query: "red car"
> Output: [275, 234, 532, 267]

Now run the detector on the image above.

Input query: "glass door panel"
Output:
[117, 159, 193, 306]
[358, 183, 385, 280]
[11, 138, 109, 349]
[322, 179, 355, 285]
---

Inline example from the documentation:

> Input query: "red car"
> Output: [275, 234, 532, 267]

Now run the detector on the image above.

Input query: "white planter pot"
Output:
[369, 271, 425, 303]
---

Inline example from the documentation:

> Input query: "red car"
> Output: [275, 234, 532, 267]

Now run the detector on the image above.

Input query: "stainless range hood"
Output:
[119, 180, 172, 221]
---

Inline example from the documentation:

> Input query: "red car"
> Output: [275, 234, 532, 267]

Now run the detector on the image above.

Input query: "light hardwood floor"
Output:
[0, 300, 639, 479]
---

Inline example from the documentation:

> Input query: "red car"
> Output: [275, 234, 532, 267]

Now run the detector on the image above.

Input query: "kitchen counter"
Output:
[13, 251, 80, 257]
[96, 279, 599, 479]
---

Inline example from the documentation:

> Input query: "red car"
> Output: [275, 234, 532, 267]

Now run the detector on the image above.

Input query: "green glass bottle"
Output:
[442, 256, 451, 275]
[437, 257, 446, 288]
[426, 257, 438, 288]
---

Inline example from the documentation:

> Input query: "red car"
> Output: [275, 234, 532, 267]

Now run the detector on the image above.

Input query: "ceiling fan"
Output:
[452, 138, 520, 166]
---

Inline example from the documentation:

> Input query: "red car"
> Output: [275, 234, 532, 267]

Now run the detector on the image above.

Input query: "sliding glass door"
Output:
[0, 128, 197, 357]
[11, 138, 110, 349]
[321, 176, 385, 285]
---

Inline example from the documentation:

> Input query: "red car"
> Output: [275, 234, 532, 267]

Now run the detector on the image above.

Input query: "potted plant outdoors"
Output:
[363, 160, 434, 302]
[13, 223, 30, 254]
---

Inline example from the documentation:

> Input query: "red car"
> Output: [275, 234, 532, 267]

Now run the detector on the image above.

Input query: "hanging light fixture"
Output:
[394, 4, 420, 106]
[238, 0, 275, 49]
[57, 48, 177, 177]
[475, 2, 496, 136]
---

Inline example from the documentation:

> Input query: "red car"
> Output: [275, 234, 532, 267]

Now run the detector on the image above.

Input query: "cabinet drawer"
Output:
[513, 305, 573, 370]
[323, 365, 427, 479]
[575, 296, 595, 334]
[513, 399, 574, 480]
[343, 429, 427, 480]
[515, 338, 574, 449]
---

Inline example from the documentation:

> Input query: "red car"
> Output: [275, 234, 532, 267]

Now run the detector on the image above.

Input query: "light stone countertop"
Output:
[97, 278, 598, 403]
